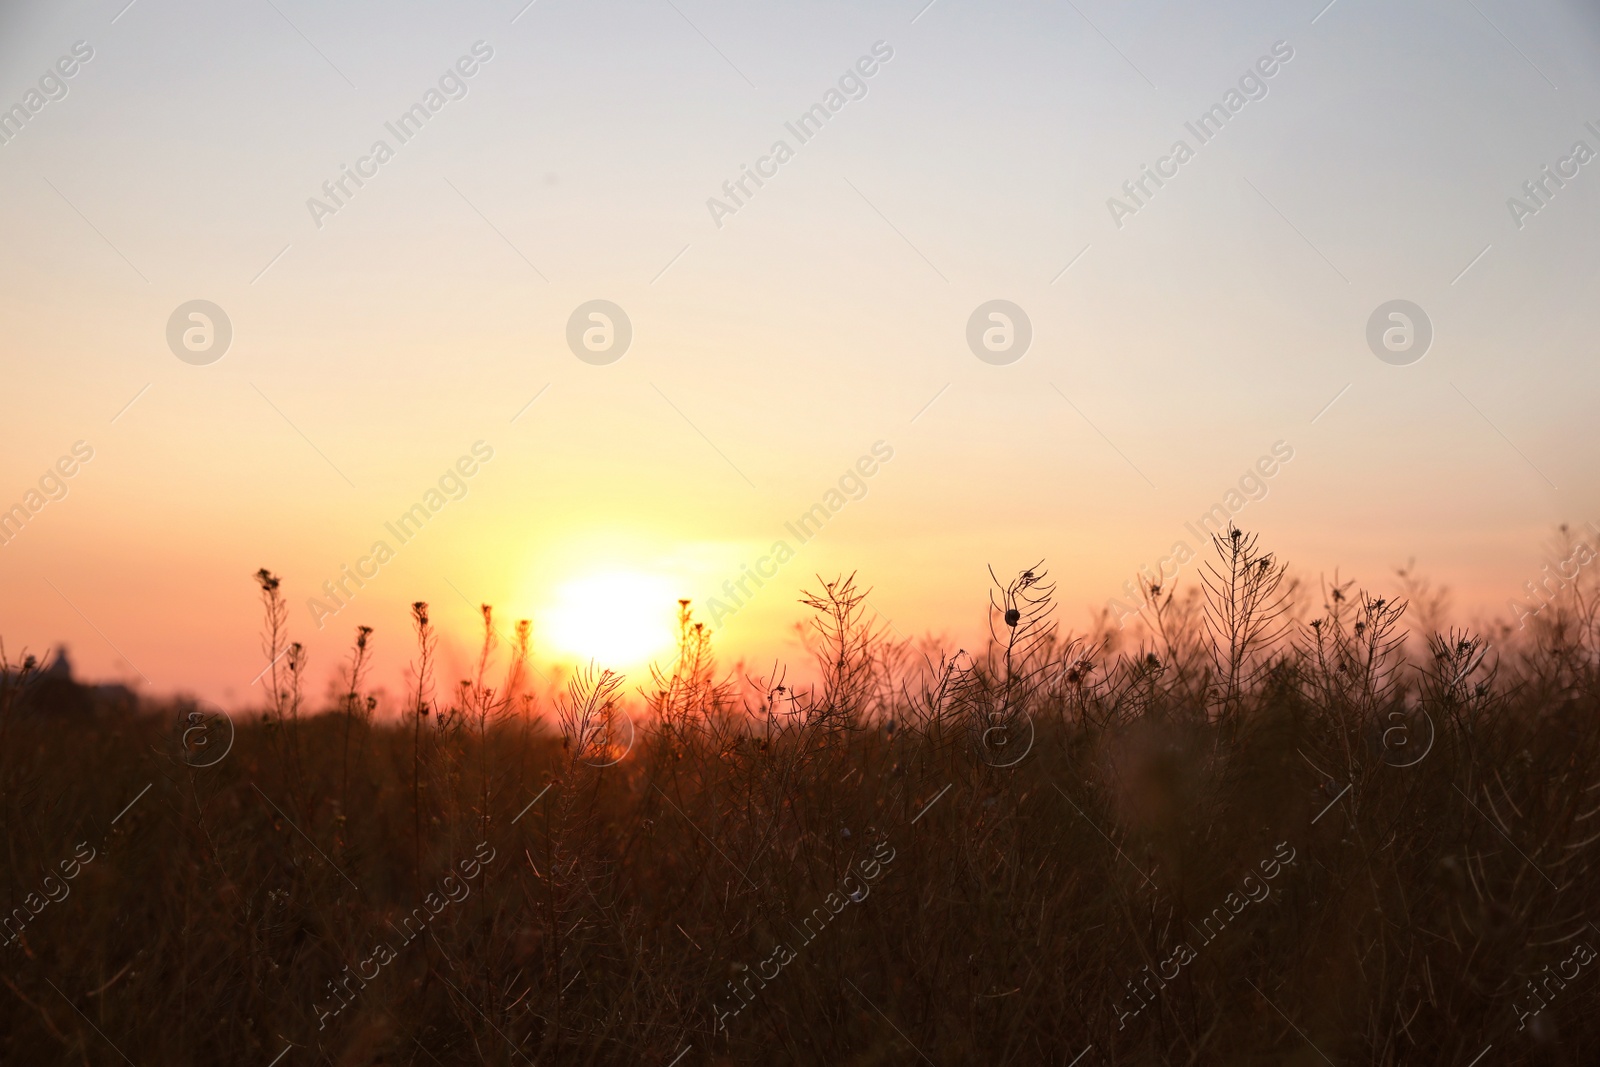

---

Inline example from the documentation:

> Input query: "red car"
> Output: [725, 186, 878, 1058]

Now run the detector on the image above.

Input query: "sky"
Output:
[1, 0, 1598, 706]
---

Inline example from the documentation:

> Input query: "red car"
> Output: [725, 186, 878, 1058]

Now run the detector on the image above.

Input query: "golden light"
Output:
[538, 570, 681, 670]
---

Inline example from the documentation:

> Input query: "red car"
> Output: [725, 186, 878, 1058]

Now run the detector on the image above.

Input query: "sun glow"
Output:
[539, 570, 681, 670]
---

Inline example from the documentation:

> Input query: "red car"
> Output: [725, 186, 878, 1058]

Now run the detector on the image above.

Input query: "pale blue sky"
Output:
[1, 0, 1597, 700]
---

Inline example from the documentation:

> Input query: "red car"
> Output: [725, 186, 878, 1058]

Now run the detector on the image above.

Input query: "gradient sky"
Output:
[2, 0, 1598, 705]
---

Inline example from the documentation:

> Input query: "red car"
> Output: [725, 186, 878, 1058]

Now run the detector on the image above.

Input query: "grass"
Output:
[2, 526, 1599, 1065]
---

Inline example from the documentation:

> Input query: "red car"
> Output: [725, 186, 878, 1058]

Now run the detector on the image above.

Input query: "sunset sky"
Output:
[2, 0, 1598, 704]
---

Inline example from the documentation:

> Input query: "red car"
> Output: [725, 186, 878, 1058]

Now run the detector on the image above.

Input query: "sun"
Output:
[539, 570, 680, 670]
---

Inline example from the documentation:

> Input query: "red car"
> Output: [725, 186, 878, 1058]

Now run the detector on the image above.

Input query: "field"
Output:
[3, 528, 1598, 1065]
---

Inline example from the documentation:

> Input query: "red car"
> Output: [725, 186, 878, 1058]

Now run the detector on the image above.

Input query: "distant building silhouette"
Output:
[7, 645, 138, 716]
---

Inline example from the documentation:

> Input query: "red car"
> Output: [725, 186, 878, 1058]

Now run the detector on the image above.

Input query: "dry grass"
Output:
[3, 527, 1599, 1065]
